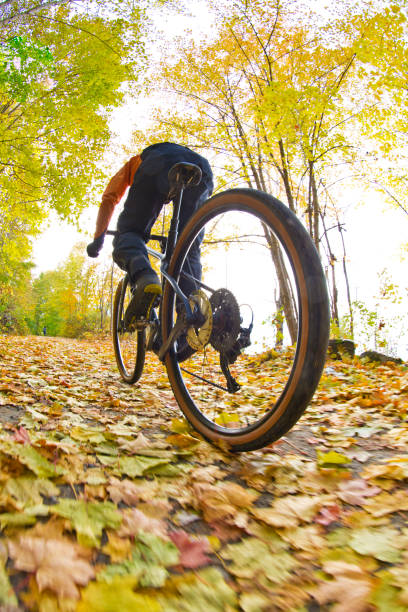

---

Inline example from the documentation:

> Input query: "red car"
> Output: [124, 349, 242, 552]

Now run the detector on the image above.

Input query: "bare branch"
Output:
[0, 0, 82, 26]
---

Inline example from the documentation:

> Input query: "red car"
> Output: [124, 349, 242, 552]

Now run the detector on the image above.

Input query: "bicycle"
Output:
[109, 162, 330, 452]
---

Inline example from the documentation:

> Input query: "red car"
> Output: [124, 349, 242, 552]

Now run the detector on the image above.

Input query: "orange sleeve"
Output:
[94, 155, 142, 238]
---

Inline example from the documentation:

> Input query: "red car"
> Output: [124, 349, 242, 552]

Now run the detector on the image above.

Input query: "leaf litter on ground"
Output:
[0, 334, 407, 610]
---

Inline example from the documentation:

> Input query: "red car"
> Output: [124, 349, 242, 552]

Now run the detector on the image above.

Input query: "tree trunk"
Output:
[263, 223, 298, 344]
[311, 171, 320, 256]
[278, 139, 296, 212]
[330, 254, 339, 327]
[274, 292, 284, 349]
[110, 262, 114, 333]
[308, 161, 320, 254]
[320, 212, 339, 329]
[338, 221, 354, 338]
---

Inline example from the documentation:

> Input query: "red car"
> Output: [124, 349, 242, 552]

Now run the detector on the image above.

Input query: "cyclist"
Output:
[86, 142, 213, 324]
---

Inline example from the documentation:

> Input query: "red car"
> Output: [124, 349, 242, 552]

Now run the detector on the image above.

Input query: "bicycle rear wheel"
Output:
[112, 276, 145, 384]
[161, 188, 329, 452]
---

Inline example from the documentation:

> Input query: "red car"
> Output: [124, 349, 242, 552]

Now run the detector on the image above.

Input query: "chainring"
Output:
[209, 288, 241, 352]
[186, 290, 213, 350]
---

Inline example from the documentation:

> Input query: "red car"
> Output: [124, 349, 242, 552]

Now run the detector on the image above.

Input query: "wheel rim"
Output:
[115, 277, 144, 380]
[164, 202, 304, 435]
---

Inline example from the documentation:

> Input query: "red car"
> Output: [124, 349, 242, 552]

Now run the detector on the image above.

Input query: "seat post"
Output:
[165, 185, 184, 262]
[164, 161, 202, 263]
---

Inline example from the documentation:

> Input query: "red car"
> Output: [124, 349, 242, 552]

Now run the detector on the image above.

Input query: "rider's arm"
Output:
[94, 155, 142, 238]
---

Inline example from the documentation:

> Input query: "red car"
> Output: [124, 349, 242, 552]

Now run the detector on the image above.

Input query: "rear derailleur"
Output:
[209, 289, 253, 393]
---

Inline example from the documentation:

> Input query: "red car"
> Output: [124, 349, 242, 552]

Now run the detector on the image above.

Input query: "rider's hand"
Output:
[86, 232, 105, 258]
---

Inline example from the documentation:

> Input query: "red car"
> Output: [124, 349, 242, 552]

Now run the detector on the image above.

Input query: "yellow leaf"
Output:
[102, 532, 132, 562]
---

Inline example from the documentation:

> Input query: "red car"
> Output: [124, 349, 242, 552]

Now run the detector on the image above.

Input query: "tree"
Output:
[30, 242, 122, 337]
[0, 3, 144, 219]
[0, 0, 145, 330]
[350, 1, 408, 217]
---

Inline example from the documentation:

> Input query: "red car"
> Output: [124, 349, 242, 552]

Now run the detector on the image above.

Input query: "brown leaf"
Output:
[137, 500, 172, 519]
[118, 508, 168, 539]
[279, 525, 325, 554]
[252, 495, 330, 529]
[117, 432, 150, 452]
[107, 477, 144, 505]
[220, 482, 258, 507]
[8, 535, 94, 600]
[190, 465, 226, 483]
[312, 561, 374, 612]
[117, 432, 169, 454]
[102, 532, 132, 562]
[193, 482, 257, 522]
[166, 433, 199, 448]
[210, 521, 245, 542]
[362, 490, 408, 517]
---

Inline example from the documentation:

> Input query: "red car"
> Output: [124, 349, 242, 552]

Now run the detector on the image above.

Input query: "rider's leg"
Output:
[112, 231, 161, 323]
[112, 231, 151, 284]
[177, 181, 213, 296]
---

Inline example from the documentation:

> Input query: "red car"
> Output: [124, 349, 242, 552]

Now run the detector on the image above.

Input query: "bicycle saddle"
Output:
[168, 162, 202, 191]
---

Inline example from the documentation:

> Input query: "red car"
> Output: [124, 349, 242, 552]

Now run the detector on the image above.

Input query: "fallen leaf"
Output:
[11, 426, 30, 445]
[118, 508, 167, 539]
[312, 560, 374, 612]
[0, 476, 59, 511]
[221, 537, 297, 582]
[315, 504, 341, 525]
[349, 526, 404, 563]
[50, 499, 121, 547]
[0, 563, 18, 606]
[317, 450, 351, 467]
[8, 535, 94, 600]
[157, 567, 238, 610]
[251, 495, 330, 528]
[3, 442, 63, 478]
[279, 524, 325, 553]
[169, 530, 212, 568]
[193, 481, 257, 522]
[337, 479, 381, 505]
[362, 490, 408, 517]
[78, 575, 161, 611]
[102, 532, 132, 562]
[107, 477, 144, 505]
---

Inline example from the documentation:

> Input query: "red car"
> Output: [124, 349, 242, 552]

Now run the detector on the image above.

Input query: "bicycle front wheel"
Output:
[162, 188, 329, 452]
[112, 276, 145, 384]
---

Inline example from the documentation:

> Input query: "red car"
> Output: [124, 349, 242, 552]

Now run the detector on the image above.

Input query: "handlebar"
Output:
[105, 230, 167, 252]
